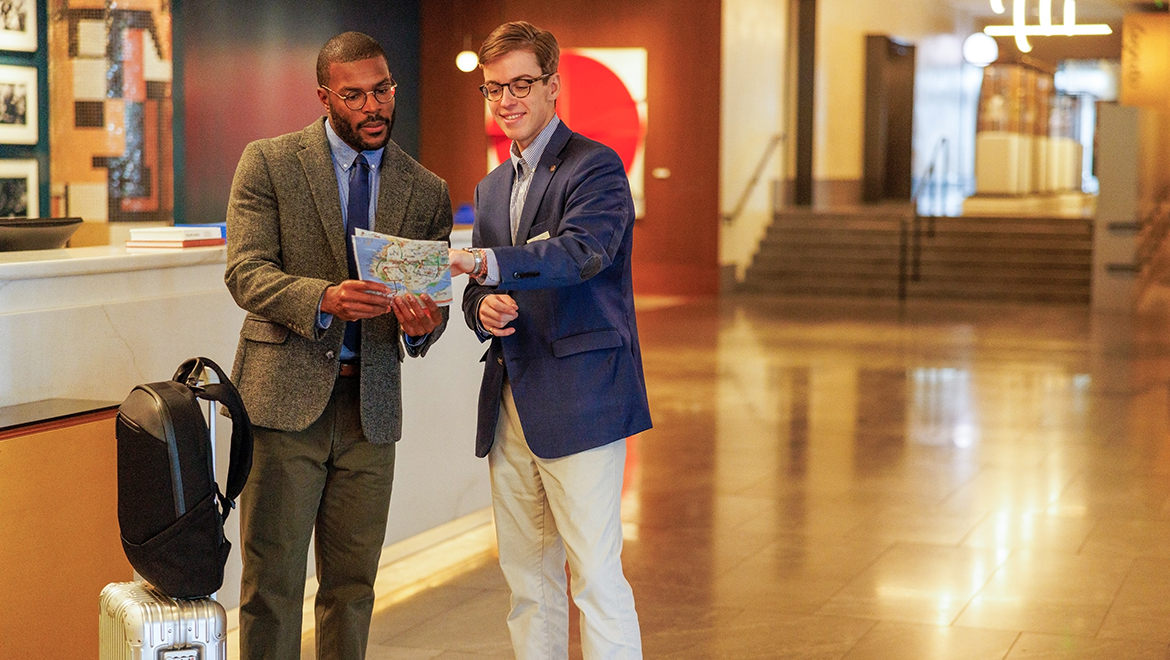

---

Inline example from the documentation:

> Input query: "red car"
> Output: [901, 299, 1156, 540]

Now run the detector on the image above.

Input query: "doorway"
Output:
[863, 35, 916, 203]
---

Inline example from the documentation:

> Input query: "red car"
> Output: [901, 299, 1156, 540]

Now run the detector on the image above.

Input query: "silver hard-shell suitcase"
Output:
[99, 581, 226, 660]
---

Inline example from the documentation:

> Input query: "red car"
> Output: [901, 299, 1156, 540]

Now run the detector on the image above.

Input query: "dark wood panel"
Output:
[863, 35, 914, 203]
[794, 0, 817, 207]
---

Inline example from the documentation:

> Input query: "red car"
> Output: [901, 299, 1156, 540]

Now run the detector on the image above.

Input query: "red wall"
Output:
[420, 0, 721, 296]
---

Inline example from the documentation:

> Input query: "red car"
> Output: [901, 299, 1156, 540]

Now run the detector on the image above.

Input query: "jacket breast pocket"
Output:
[241, 316, 290, 344]
[551, 329, 622, 358]
[526, 221, 556, 242]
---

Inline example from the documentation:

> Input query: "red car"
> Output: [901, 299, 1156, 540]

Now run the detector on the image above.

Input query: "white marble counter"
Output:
[0, 228, 488, 610]
[0, 244, 228, 280]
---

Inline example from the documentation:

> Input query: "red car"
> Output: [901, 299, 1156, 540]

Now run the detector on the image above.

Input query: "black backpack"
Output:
[115, 357, 253, 599]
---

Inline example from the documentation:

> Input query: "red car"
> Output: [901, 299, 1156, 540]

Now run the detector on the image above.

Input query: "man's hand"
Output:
[321, 280, 394, 321]
[478, 294, 518, 337]
[391, 293, 444, 336]
[449, 249, 475, 276]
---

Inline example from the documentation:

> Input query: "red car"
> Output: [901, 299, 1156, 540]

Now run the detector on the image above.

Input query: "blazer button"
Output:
[325, 350, 336, 360]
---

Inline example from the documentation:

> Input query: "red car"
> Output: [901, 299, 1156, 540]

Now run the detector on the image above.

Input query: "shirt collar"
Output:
[510, 115, 560, 175]
[325, 118, 385, 172]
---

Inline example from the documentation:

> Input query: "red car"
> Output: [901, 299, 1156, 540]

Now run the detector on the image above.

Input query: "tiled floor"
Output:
[352, 294, 1170, 659]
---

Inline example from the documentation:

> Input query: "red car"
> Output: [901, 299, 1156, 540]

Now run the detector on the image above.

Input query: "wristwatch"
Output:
[466, 248, 487, 279]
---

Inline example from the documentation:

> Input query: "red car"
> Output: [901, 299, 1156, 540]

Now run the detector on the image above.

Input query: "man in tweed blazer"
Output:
[224, 32, 452, 660]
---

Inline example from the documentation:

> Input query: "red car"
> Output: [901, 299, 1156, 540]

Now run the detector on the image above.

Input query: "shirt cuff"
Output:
[477, 248, 501, 286]
[317, 298, 333, 329]
[404, 333, 428, 347]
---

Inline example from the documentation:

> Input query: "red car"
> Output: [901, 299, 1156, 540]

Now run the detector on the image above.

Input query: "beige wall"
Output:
[815, 0, 956, 186]
[720, 0, 790, 280]
[1133, 107, 1170, 309]
[1138, 108, 1170, 215]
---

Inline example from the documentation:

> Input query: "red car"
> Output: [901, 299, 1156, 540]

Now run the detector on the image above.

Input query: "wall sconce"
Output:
[984, 0, 1112, 53]
[456, 35, 478, 72]
[456, 50, 478, 72]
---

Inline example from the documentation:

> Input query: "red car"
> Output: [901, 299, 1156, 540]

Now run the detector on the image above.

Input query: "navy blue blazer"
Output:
[462, 121, 653, 459]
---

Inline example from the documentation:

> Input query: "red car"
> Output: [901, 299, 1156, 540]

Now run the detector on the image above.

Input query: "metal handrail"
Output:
[899, 136, 949, 301]
[912, 137, 949, 222]
[723, 133, 786, 224]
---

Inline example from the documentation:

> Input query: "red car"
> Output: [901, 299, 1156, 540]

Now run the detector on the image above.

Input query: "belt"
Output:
[338, 362, 360, 378]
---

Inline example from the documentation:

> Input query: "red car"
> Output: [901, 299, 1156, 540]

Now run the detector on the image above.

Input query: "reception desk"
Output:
[0, 230, 489, 614]
[0, 399, 130, 660]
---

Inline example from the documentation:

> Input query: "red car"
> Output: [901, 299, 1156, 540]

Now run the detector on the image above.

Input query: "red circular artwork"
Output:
[487, 52, 642, 173]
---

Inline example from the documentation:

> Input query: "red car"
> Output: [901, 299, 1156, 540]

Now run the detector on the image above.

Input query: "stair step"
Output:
[741, 280, 900, 296]
[744, 210, 1093, 303]
[907, 283, 1091, 302]
[757, 245, 1092, 263]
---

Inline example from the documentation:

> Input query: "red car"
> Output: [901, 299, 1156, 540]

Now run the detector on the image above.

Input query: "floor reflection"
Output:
[360, 294, 1170, 659]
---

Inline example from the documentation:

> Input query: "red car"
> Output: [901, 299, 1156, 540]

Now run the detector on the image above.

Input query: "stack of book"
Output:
[125, 226, 226, 249]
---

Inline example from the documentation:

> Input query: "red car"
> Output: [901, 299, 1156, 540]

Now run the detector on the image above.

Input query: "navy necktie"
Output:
[343, 154, 370, 356]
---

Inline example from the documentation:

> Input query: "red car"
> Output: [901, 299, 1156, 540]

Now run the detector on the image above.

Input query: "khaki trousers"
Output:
[489, 382, 642, 660]
[238, 376, 396, 660]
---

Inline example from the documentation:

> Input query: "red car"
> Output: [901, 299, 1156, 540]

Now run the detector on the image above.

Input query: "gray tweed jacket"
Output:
[224, 117, 452, 443]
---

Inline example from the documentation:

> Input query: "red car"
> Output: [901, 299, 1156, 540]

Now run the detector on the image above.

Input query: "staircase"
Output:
[741, 209, 1093, 303]
[908, 215, 1092, 303]
[741, 208, 908, 297]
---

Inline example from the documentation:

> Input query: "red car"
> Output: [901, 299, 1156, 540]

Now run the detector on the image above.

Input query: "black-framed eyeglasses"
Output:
[479, 74, 551, 102]
[320, 82, 397, 110]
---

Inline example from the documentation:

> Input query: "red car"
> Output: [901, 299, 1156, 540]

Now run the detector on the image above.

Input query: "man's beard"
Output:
[331, 105, 395, 152]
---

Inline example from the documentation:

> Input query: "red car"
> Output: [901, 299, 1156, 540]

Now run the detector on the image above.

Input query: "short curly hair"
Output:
[477, 21, 559, 75]
[317, 32, 388, 86]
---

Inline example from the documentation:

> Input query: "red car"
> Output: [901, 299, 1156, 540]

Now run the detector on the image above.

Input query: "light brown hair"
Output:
[477, 21, 559, 75]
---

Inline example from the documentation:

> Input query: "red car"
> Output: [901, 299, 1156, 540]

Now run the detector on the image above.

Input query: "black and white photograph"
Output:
[0, 0, 35, 52]
[0, 65, 36, 144]
[0, 158, 37, 218]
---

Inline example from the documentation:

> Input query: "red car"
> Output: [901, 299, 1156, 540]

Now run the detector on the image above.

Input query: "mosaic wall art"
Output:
[49, 0, 172, 222]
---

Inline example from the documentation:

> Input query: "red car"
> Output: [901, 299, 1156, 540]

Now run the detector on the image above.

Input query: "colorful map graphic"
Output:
[352, 229, 452, 306]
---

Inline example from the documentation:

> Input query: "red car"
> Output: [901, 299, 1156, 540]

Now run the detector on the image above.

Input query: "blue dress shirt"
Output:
[317, 119, 425, 357]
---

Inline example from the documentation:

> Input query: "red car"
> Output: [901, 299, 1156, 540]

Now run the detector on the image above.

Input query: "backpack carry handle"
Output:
[173, 357, 254, 519]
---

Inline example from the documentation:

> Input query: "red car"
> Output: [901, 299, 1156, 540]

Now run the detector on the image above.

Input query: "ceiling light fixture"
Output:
[963, 32, 1000, 66]
[984, 0, 1112, 53]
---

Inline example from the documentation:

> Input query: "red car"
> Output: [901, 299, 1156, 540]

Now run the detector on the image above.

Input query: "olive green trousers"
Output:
[238, 376, 396, 660]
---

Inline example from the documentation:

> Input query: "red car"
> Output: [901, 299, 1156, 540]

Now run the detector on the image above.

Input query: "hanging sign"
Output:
[1120, 13, 1170, 110]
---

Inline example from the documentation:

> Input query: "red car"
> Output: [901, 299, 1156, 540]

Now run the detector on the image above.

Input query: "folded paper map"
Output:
[351, 228, 453, 306]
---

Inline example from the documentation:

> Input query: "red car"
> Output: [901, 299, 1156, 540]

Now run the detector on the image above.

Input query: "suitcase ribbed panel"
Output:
[100, 582, 226, 660]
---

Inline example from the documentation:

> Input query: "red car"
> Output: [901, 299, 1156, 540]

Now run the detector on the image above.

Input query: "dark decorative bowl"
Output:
[0, 218, 84, 251]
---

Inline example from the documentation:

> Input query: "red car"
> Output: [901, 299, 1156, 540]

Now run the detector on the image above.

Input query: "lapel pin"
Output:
[550, 165, 556, 173]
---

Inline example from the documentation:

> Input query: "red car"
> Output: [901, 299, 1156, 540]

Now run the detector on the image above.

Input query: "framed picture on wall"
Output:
[0, 0, 35, 52]
[0, 159, 38, 218]
[0, 65, 36, 144]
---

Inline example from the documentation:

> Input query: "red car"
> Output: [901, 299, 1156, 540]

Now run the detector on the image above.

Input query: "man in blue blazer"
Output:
[450, 20, 651, 660]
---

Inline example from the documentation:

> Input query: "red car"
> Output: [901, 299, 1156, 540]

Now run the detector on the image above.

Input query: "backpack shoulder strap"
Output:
[173, 357, 254, 515]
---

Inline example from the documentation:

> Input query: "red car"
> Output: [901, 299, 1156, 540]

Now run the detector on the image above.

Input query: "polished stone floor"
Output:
[353, 294, 1170, 659]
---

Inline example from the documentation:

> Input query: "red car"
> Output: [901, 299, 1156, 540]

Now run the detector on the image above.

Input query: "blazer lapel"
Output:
[298, 119, 348, 276]
[477, 163, 515, 249]
[375, 143, 413, 238]
[515, 121, 572, 245]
